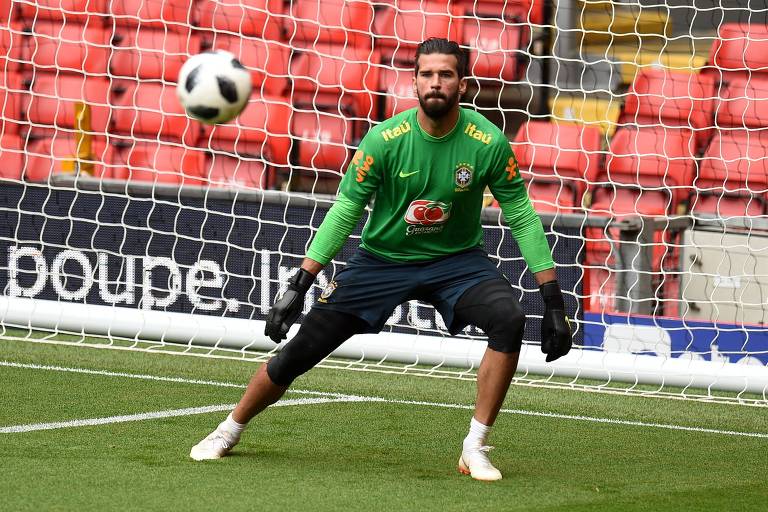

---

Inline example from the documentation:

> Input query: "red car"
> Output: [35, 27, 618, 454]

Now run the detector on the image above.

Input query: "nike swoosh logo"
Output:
[398, 170, 421, 178]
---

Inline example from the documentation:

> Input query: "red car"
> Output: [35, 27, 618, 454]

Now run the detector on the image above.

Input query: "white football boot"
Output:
[458, 445, 503, 481]
[189, 426, 240, 461]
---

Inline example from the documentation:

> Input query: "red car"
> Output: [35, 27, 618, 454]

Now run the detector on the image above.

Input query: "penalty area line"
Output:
[0, 396, 374, 434]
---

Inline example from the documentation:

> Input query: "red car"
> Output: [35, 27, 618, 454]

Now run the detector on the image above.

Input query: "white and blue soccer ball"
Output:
[177, 50, 252, 125]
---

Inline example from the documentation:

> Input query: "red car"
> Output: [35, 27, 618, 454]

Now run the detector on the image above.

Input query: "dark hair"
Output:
[414, 38, 468, 79]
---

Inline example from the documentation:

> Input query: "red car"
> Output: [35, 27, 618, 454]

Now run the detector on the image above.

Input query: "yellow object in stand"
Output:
[548, 95, 620, 137]
[61, 102, 95, 176]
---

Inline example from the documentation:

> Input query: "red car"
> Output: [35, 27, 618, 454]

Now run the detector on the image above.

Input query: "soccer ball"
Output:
[176, 50, 252, 125]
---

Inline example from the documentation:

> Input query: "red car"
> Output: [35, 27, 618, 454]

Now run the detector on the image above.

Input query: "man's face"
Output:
[413, 53, 466, 119]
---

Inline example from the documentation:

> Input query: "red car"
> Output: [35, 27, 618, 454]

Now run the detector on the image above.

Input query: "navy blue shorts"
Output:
[313, 248, 506, 334]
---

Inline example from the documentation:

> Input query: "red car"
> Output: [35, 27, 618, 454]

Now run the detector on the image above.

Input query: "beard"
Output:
[417, 89, 459, 119]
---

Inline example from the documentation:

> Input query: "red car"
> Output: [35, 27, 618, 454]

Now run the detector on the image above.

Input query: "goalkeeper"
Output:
[191, 38, 573, 481]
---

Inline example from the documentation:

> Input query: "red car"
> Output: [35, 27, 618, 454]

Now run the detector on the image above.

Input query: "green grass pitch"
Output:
[1, 338, 766, 512]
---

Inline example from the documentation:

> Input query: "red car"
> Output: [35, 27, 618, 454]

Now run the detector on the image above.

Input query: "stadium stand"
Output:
[713, 75, 768, 131]
[107, 0, 193, 31]
[110, 80, 197, 145]
[585, 127, 696, 312]
[462, 12, 525, 82]
[708, 22, 768, 78]
[17, 0, 108, 23]
[619, 68, 715, 151]
[25, 133, 110, 181]
[198, 32, 289, 96]
[197, 0, 284, 41]
[511, 121, 601, 213]
[0, 20, 22, 72]
[459, 0, 531, 83]
[291, 108, 353, 173]
[111, 26, 200, 82]
[23, 19, 110, 76]
[377, 60, 418, 120]
[109, 140, 206, 185]
[204, 151, 273, 189]
[201, 89, 288, 190]
[2, 0, 768, 320]
[693, 131, 768, 217]
[289, 42, 379, 119]
[109, 80, 202, 184]
[287, 0, 374, 49]
[0, 133, 22, 179]
[374, 0, 463, 65]
[24, 73, 111, 135]
[455, 0, 543, 24]
[0, 70, 23, 135]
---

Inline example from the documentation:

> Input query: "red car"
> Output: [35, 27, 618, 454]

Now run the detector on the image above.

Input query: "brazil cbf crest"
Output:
[318, 280, 337, 303]
[454, 163, 473, 192]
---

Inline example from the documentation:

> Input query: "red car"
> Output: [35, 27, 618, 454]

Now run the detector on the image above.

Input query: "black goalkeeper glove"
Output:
[539, 280, 573, 363]
[264, 268, 315, 343]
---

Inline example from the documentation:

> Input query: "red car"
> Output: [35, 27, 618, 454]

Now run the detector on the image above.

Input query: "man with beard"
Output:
[190, 38, 573, 481]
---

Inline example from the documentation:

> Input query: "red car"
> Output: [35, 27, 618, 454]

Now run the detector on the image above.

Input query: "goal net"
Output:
[0, 0, 766, 405]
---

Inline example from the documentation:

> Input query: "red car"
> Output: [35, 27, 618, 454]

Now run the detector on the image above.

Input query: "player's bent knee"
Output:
[485, 305, 525, 353]
[456, 279, 526, 354]
[267, 339, 316, 386]
[266, 308, 368, 386]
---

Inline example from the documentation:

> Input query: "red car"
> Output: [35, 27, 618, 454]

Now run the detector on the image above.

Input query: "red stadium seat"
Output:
[197, 0, 283, 40]
[24, 73, 111, 133]
[586, 128, 694, 302]
[111, 27, 199, 82]
[0, 22, 23, 72]
[714, 75, 768, 129]
[512, 121, 601, 212]
[462, 14, 526, 82]
[288, 0, 373, 48]
[455, 0, 543, 24]
[374, 1, 463, 64]
[291, 109, 352, 172]
[583, 265, 617, 313]
[620, 68, 715, 149]
[0, 71, 25, 134]
[24, 133, 110, 181]
[0, 134, 23, 179]
[0, 0, 12, 23]
[110, 81, 199, 145]
[108, 0, 193, 31]
[692, 131, 768, 217]
[199, 32, 289, 96]
[205, 93, 292, 165]
[205, 152, 273, 189]
[591, 127, 696, 217]
[290, 43, 379, 119]
[18, 0, 108, 23]
[110, 141, 206, 185]
[378, 61, 418, 119]
[708, 23, 768, 78]
[24, 20, 110, 75]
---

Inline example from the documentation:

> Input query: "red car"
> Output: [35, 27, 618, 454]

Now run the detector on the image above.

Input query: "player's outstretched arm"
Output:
[498, 202, 573, 363]
[264, 193, 366, 342]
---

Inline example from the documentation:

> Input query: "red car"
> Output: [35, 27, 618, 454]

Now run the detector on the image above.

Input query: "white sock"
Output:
[220, 412, 246, 437]
[463, 416, 492, 450]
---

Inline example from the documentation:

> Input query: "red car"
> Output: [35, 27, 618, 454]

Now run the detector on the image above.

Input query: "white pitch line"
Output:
[0, 360, 246, 389]
[0, 397, 371, 434]
[2, 360, 767, 439]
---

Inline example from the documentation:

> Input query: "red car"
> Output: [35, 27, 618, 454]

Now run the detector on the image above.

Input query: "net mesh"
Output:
[1, 0, 767, 405]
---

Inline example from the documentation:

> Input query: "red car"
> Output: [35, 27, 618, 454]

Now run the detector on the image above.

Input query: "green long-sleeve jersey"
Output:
[307, 107, 554, 272]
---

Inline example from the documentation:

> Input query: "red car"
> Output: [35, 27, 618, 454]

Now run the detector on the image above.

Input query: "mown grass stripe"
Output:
[3, 360, 767, 439]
